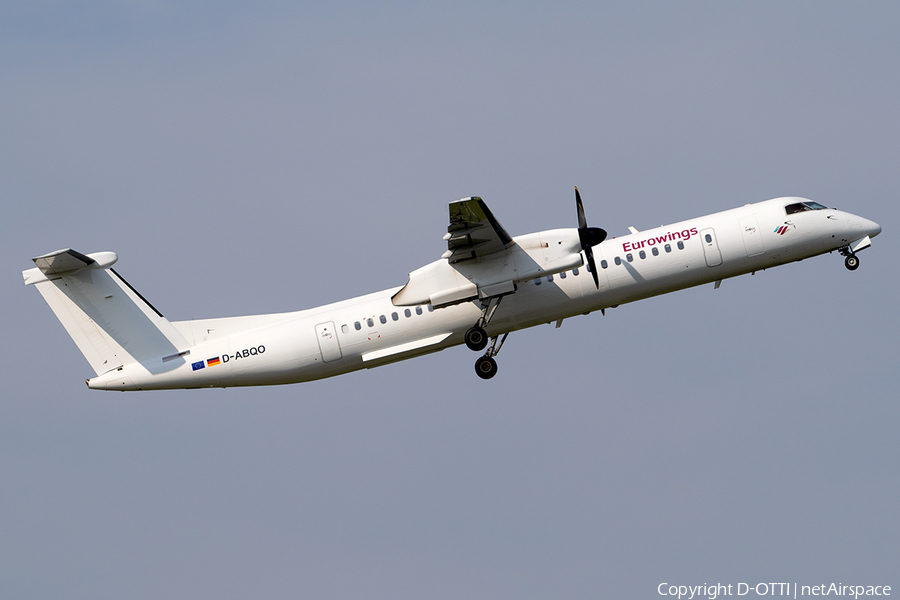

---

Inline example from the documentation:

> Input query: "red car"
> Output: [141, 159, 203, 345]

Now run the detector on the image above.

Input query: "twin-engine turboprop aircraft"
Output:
[24, 190, 881, 390]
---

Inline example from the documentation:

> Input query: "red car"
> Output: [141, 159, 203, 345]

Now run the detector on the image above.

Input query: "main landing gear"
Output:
[473, 333, 508, 380]
[467, 295, 507, 380]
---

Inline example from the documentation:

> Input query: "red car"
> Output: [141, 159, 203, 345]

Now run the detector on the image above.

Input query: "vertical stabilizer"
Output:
[23, 250, 191, 376]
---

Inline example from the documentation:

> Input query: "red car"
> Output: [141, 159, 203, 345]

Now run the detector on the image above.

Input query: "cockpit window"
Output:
[785, 201, 829, 215]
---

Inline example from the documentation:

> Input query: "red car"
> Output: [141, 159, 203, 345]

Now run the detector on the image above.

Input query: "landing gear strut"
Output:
[465, 295, 503, 351]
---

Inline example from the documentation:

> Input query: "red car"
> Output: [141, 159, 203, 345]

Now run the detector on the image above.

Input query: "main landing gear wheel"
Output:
[465, 326, 489, 351]
[472, 332, 508, 381]
[845, 255, 860, 271]
[475, 355, 497, 380]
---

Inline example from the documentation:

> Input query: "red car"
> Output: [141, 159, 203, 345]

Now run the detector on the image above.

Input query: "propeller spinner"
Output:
[575, 187, 607, 289]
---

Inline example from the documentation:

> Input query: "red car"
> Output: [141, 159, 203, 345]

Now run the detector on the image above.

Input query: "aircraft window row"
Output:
[534, 267, 576, 285]
[598, 240, 686, 269]
[785, 201, 829, 215]
[347, 305, 432, 332]
[540, 264, 648, 286]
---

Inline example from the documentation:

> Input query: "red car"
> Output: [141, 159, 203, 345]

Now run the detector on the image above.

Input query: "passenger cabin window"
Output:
[626, 253, 633, 262]
[534, 278, 542, 285]
[600, 260, 608, 269]
[614, 256, 622, 265]
[573, 268, 579, 276]
[341, 324, 349, 334]
[559, 271, 567, 279]
[639, 250, 646, 259]
[415, 306, 423, 315]
[427, 305, 434, 312]
[379, 315, 387, 324]
[391, 312, 399, 321]
[354, 321, 361, 330]
[665, 244, 671, 253]
[785, 201, 829, 215]
[404, 309, 411, 318]
[704, 234, 712, 243]
[677, 241, 685, 250]
[367, 318, 374, 327]
[652, 247, 659, 256]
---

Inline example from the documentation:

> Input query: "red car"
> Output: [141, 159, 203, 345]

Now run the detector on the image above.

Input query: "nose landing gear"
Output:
[839, 247, 860, 271]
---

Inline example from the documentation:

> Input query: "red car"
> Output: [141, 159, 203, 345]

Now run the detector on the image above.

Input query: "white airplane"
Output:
[23, 191, 881, 390]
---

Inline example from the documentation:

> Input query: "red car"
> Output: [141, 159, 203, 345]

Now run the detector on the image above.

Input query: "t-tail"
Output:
[22, 249, 192, 390]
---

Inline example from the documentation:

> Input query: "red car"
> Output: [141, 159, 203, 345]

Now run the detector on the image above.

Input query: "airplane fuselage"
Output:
[81, 196, 881, 390]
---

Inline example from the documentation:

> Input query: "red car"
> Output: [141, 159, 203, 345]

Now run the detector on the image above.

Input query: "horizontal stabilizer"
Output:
[25, 249, 118, 284]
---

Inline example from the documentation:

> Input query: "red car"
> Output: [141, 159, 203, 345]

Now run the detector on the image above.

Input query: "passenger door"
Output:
[739, 216, 765, 257]
[700, 228, 723, 267]
[315, 322, 343, 363]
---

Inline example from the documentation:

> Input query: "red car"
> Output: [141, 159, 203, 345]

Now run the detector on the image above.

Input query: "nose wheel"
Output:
[839, 246, 861, 271]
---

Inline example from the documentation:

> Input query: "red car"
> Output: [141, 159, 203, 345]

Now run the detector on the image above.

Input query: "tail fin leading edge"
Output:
[24, 249, 191, 377]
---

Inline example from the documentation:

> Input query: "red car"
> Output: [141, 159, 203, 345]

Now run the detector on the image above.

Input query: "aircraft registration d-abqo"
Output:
[24, 190, 881, 390]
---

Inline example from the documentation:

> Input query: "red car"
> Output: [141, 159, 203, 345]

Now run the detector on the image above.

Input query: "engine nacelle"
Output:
[392, 229, 584, 307]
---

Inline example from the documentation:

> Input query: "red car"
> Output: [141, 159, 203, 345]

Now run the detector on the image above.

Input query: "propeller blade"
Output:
[574, 186, 606, 289]
[584, 243, 600, 289]
[575, 186, 588, 230]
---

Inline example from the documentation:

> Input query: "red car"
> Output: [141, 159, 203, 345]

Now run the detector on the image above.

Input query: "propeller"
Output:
[575, 186, 607, 289]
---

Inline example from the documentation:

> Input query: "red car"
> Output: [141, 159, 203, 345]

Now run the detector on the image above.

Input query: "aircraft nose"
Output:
[862, 217, 882, 238]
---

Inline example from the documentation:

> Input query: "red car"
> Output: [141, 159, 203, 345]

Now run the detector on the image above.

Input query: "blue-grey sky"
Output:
[2, 2, 898, 599]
